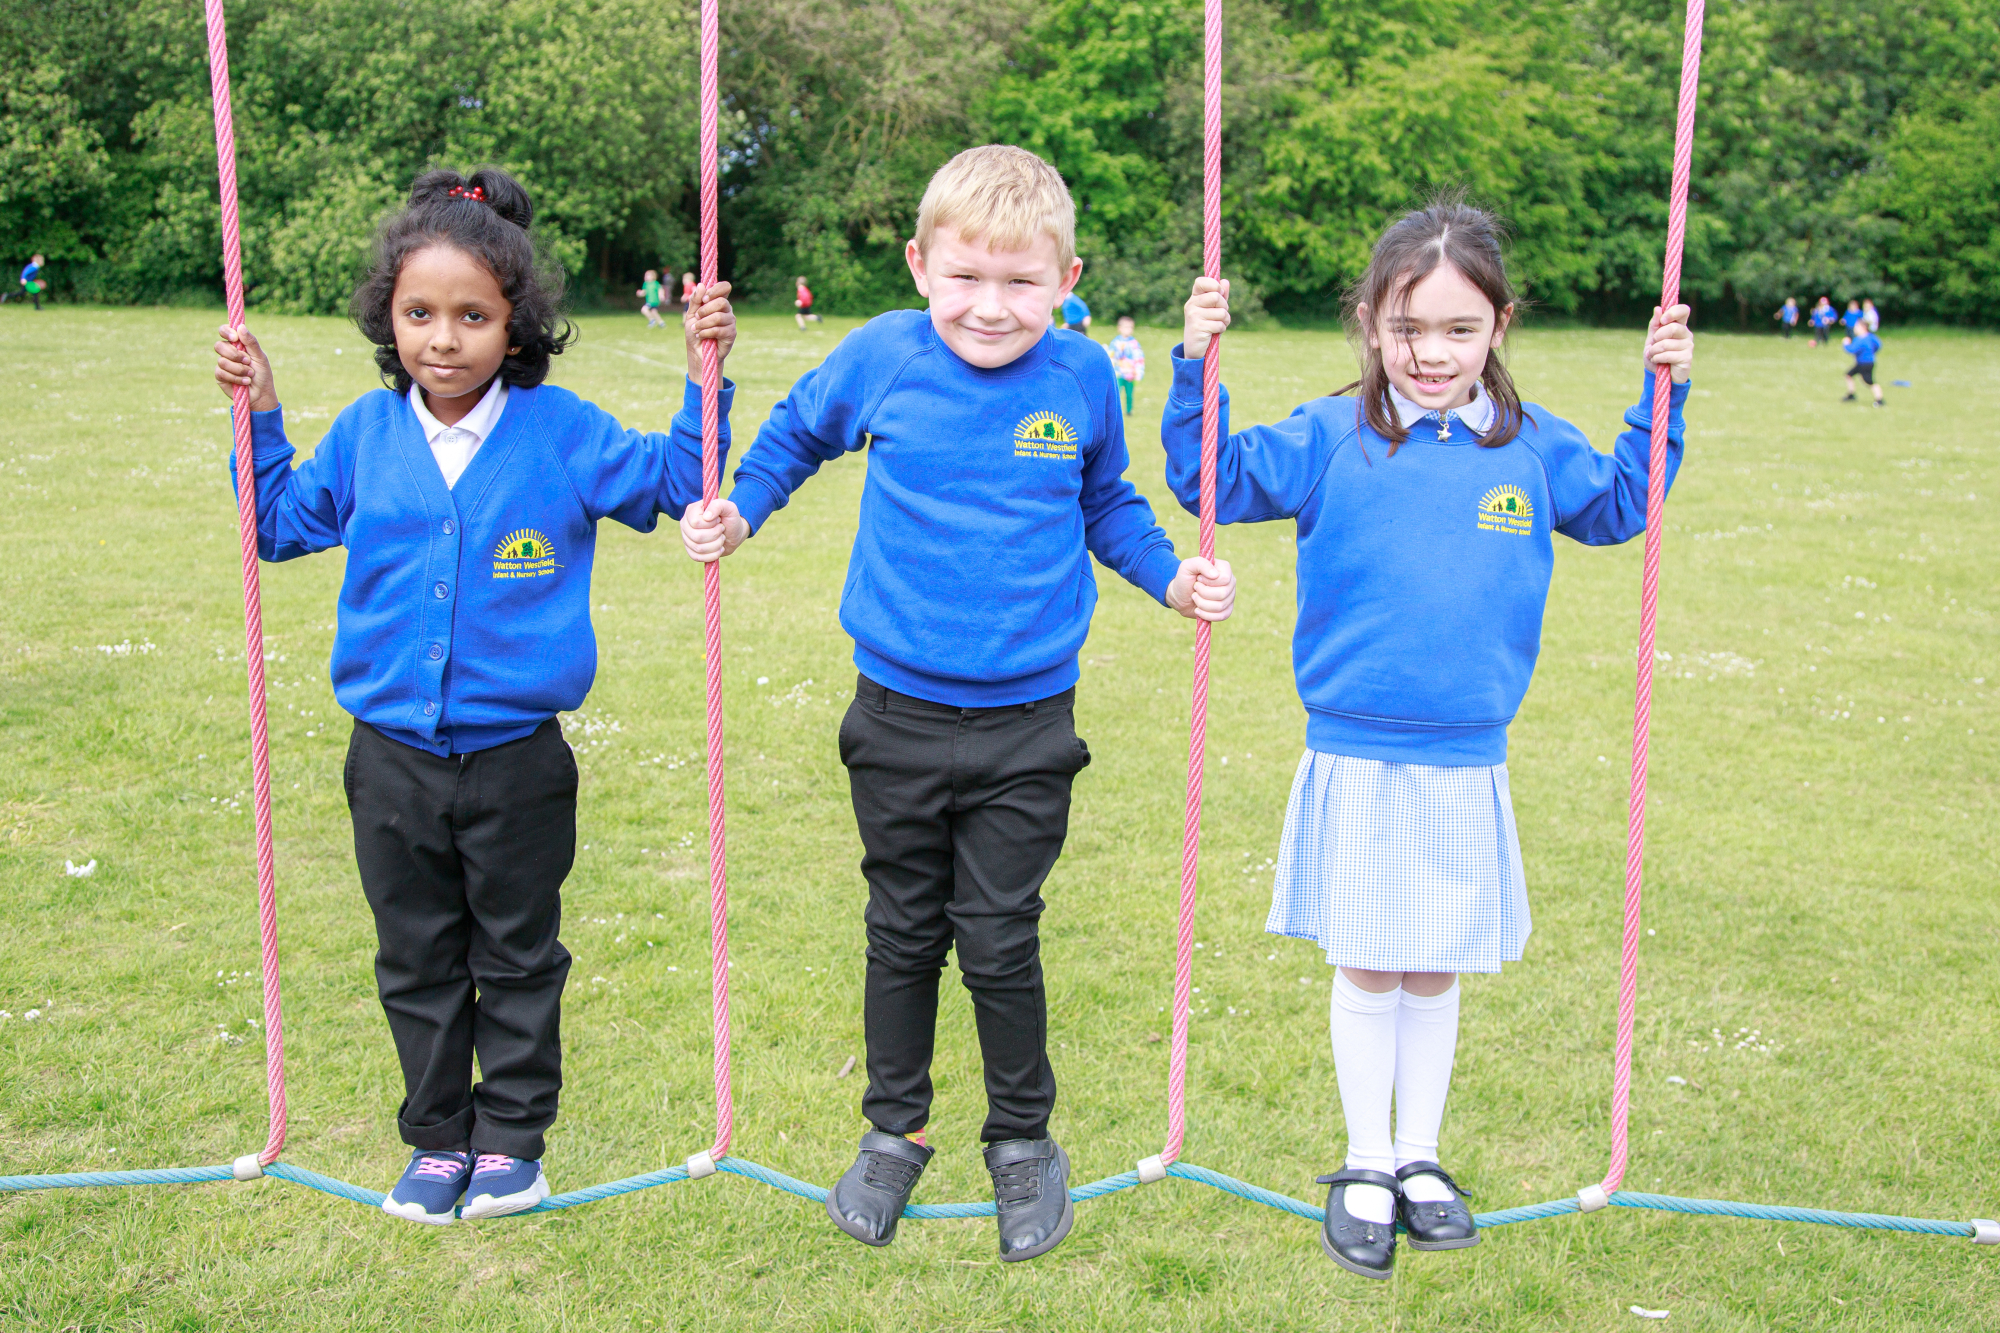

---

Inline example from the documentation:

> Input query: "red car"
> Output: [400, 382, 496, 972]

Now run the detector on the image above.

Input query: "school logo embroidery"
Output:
[493, 528, 559, 579]
[1013, 411, 1079, 461]
[1476, 485, 1534, 535]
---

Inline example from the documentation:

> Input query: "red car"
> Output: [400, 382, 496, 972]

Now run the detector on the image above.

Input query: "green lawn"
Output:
[1, 305, 1994, 1330]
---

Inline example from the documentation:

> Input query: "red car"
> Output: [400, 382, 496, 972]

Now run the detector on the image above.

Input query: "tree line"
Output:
[3, 0, 1996, 323]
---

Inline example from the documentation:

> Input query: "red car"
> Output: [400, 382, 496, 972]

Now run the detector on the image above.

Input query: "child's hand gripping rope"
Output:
[1166, 557, 1235, 622]
[1644, 304, 1694, 383]
[214, 325, 279, 413]
[683, 280, 737, 383]
[1183, 276, 1232, 358]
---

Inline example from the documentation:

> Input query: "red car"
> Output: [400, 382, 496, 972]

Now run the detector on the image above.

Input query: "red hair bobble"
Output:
[447, 185, 487, 203]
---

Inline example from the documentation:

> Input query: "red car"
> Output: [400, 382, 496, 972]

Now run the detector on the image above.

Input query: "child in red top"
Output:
[795, 275, 823, 329]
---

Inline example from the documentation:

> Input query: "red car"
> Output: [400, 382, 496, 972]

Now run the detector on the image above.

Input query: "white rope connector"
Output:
[1577, 1184, 1610, 1213]
[686, 1151, 718, 1179]
[1137, 1155, 1167, 1185]
[1972, 1218, 2000, 1245]
[231, 1155, 264, 1181]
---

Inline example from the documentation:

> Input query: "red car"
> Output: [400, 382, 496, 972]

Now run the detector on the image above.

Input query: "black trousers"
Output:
[344, 718, 576, 1159]
[839, 674, 1091, 1143]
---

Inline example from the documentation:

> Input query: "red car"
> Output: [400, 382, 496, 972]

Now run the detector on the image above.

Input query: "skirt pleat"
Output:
[1265, 749, 1530, 973]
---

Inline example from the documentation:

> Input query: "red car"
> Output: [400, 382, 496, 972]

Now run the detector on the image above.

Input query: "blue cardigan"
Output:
[728, 310, 1182, 706]
[1162, 354, 1687, 765]
[241, 379, 729, 754]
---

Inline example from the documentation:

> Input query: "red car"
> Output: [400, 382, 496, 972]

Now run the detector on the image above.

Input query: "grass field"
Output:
[1, 305, 1995, 1331]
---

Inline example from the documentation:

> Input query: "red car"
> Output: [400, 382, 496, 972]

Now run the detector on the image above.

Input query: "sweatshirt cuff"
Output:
[675, 374, 737, 421]
[1625, 373, 1691, 432]
[1137, 545, 1182, 606]
[1168, 345, 1208, 406]
[249, 406, 290, 455]
[728, 476, 785, 535]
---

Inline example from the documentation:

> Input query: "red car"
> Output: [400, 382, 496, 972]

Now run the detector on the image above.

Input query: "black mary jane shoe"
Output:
[1313, 1168, 1400, 1279]
[827, 1131, 933, 1246]
[1394, 1160, 1480, 1251]
[984, 1137, 1075, 1262]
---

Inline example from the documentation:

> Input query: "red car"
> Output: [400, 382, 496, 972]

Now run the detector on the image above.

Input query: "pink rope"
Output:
[1160, 0, 1224, 1169]
[1602, 0, 1705, 1197]
[203, 0, 289, 1167]
[696, 0, 732, 1164]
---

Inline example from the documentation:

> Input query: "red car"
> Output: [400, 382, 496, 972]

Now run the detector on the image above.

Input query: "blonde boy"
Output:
[681, 145, 1233, 1260]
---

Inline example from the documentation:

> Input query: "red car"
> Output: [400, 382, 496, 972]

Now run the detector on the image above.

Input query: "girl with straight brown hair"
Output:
[1158, 195, 1694, 1279]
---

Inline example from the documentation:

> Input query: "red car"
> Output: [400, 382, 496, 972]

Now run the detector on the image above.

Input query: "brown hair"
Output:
[1335, 194, 1524, 455]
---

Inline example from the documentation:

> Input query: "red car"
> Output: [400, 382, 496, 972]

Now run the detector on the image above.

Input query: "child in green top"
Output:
[637, 269, 666, 328]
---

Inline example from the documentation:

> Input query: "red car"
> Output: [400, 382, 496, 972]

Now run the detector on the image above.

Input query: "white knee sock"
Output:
[1393, 981, 1461, 1202]
[1329, 970, 1401, 1223]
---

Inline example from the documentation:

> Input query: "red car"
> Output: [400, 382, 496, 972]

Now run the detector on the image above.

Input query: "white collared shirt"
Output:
[410, 377, 509, 489]
[1389, 381, 1495, 439]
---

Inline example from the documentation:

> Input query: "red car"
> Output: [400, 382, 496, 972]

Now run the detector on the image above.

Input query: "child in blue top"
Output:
[210, 167, 736, 1225]
[14, 254, 45, 309]
[1807, 297, 1835, 346]
[1107, 315, 1145, 415]
[1059, 290, 1091, 333]
[681, 145, 1234, 1262]
[1165, 197, 1692, 1280]
[1774, 296, 1798, 338]
[1842, 323, 1883, 406]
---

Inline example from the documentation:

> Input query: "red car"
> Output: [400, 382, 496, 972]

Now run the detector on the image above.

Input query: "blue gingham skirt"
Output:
[1266, 750, 1531, 973]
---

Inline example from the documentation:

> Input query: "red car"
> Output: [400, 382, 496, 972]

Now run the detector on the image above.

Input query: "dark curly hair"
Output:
[351, 166, 574, 393]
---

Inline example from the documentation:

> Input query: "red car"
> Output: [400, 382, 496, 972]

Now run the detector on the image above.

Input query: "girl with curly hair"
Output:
[211, 166, 738, 1225]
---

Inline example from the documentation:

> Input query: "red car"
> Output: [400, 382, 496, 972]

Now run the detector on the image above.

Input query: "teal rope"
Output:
[0, 1164, 235, 1191]
[0, 1158, 1983, 1242]
[1608, 1191, 1975, 1237]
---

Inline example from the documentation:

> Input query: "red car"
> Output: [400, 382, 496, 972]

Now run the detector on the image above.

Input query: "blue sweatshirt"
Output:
[729, 310, 1182, 706]
[1162, 354, 1687, 765]
[240, 379, 728, 755]
[1846, 331, 1880, 362]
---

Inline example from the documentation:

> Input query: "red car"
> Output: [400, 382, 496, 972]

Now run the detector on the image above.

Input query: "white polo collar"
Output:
[409, 376, 508, 446]
[1389, 381, 1495, 438]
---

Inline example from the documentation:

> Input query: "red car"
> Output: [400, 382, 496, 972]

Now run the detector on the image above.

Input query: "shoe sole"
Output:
[381, 1197, 457, 1226]
[461, 1171, 550, 1220]
[825, 1188, 898, 1247]
[1405, 1231, 1482, 1252]
[1318, 1228, 1393, 1278]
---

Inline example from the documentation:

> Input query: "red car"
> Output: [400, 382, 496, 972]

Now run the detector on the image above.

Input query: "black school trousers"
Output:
[344, 717, 576, 1160]
[839, 674, 1091, 1144]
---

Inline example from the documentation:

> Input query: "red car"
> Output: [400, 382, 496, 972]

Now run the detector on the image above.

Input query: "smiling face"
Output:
[391, 244, 517, 415]
[1359, 262, 1512, 414]
[905, 226, 1082, 369]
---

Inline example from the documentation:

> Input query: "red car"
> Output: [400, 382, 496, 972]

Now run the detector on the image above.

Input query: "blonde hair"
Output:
[915, 145, 1076, 270]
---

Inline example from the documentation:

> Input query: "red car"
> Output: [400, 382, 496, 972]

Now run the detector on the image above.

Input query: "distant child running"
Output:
[210, 167, 735, 1226]
[682, 145, 1235, 1263]
[795, 275, 823, 328]
[1167, 197, 1692, 1281]
[1861, 297, 1880, 332]
[681, 271, 697, 311]
[1840, 299, 1864, 338]
[1842, 321, 1882, 406]
[1107, 316, 1145, 415]
[1807, 297, 1836, 347]
[638, 269, 667, 328]
[1059, 290, 1091, 333]
[12, 254, 46, 309]
[1774, 296, 1798, 339]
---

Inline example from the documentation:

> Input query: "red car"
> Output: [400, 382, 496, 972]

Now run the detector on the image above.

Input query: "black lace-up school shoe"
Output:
[1314, 1168, 1400, 1279]
[827, 1131, 933, 1246]
[984, 1137, 1075, 1261]
[1395, 1161, 1480, 1250]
